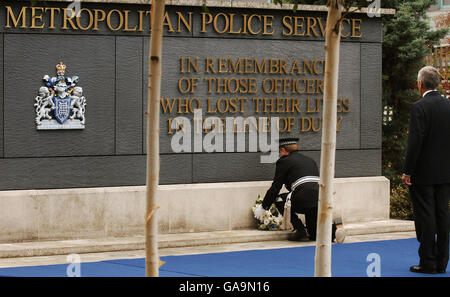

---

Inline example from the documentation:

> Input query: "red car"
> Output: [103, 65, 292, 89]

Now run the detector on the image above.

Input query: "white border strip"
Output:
[291, 175, 320, 191]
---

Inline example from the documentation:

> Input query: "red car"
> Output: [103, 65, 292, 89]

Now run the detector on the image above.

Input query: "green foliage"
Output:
[390, 183, 414, 220]
[382, 0, 447, 189]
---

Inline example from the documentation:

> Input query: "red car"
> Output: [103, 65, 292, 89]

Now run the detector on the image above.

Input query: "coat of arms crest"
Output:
[35, 61, 86, 130]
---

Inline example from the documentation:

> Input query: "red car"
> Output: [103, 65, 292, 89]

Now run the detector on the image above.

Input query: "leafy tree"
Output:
[433, 11, 450, 44]
[382, 0, 447, 186]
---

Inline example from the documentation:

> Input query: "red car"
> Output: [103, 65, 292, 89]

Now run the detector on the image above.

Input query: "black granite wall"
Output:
[0, 1, 382, 190]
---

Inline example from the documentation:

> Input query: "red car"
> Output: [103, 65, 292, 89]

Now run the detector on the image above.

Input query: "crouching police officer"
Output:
[254, 138, 344, 242]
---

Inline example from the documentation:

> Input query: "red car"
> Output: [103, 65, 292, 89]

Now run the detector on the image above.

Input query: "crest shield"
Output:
[54, 97, 71, 124]
[35, 62, 86, 130]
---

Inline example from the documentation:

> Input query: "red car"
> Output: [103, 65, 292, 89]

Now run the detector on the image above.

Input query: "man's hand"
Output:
[402, 174, 412, 186]
[254, 204, 265, 221]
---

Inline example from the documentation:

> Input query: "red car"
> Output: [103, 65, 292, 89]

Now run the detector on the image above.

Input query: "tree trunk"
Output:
[314, 0, 343, 277]
[145, 0, 165, 277]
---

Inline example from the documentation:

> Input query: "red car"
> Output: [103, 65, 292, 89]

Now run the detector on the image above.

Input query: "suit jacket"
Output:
[403, 91, 450, 185]
[262, 151, 319, 209]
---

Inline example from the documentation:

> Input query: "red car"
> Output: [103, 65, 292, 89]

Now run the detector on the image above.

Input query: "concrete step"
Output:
[344, 219, 415, 236]
[0, 219, 414, 258]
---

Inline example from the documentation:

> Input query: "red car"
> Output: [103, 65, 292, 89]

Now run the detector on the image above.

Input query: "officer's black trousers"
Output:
[290, 185, 338, 241]
[290, 206, 317, 239]
[279, 186, 338, 241]
[409, 183, 450, 271]
[290, 185, 319, 240]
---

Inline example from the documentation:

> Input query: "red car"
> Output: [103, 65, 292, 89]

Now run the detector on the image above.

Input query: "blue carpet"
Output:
[0, 238, 448, 277]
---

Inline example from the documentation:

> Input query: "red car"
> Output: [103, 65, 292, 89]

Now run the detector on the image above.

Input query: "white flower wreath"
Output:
[252, 195, 284, 231]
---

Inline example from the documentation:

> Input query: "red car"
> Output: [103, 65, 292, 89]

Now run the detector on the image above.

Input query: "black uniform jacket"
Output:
[403, 91, 450, 185]
[262, 151, 320, 210]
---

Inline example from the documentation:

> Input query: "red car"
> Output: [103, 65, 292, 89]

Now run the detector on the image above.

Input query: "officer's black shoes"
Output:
[410, 265, 447, 274]
[409, 265, 437, 274]
[288, 229, 310, 242]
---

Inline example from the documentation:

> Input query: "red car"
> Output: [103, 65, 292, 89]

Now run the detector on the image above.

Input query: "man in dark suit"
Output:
[254, 138, 344, 242]
[402, 66, 450, 274]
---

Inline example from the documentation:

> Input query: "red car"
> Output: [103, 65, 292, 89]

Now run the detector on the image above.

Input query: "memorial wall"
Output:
[0, 0, 382, 190]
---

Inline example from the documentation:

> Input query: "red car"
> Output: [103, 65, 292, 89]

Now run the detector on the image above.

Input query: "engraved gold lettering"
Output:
[201, 12, 213, 33]
[45, 7, 61, 29]
[76, 8, 94, 31]
[123, 10, 137, 31]
[163, 11, 174, 32]
[93, 9, 106, 31]
[5, 6, 27, 28]
[62, 8, 78, 30]
[352, 18, 363, 38]
[30, 7, 45, 29]
[176, 11, 192, 32]
[106, 9, 123, 31]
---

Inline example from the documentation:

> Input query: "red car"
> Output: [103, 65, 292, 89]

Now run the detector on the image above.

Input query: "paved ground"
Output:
[0, 231, 417, 269]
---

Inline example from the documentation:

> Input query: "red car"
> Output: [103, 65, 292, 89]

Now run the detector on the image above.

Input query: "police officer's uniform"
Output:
[260, 138, 342, 241]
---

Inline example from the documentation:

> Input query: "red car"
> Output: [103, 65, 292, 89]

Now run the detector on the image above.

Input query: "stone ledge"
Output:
[344, 219, 415, 236]
[0, 177, 391, 242]
[0, 220, 414, 258]
[0, 230, 290, 258]
[17, 0, 396, 15]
